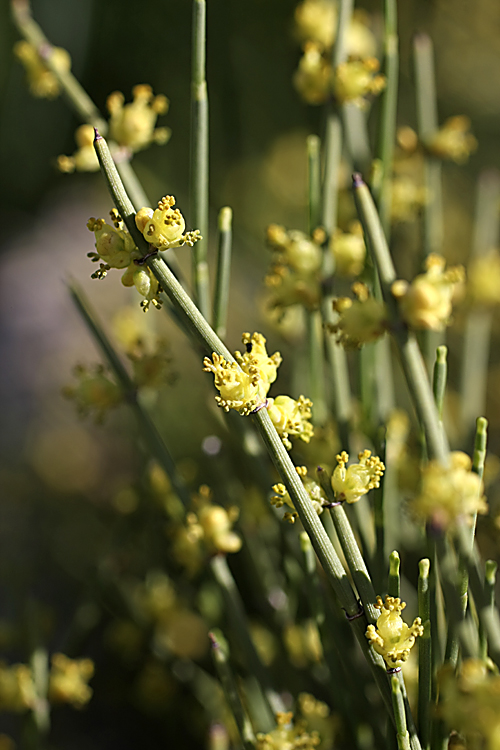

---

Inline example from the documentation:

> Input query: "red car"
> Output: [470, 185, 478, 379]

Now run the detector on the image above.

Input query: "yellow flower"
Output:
[256, 710, 321, 750]
[329, 221, 366, 276]
[392, 254, 465, 331]
[48, 654, 94, 709]
[87, 211, 137, 272]
[62, 364, 123, 422]
[332, 57, 386, 107]
[14, 40, 70, 99]
[331, 284, 387, 348]
[267, 395, 314, 450]
[293, 42, 331, 105]
[197, 503, 242, 555]
[294, 0, 337, 48]
[107, 84, 170, 153]
[203, 352, 265, 415]
[271, 466, 326, 522]
[0, 662, 36, 712]
[265, 225, 322, 310]
[425, 115, 477, 164]
[135, 196, 201, 251]
[411, 451, 487, 529]
[121, 265, 163, 312]
[366, 596, 423, 668]
[267, 225, 322, 275]
[58, 124, 100, 173]
[390, 175, 427, 224]
[331, 450, 385, 503]
[235, 332, 282, 395]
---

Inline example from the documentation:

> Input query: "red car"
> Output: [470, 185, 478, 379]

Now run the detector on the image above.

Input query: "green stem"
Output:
[480, 560, 498, 660]
[213, 207, 233, 339]
[418, 559, 432, 750]
[210, 555, 282, 725]
[374, 0, 399, 238]
[388, 551, 400, 598]
[460, 170, 500, 439]
[306, 309, 327, 426]
[11, 0, 107, 132]
[392, 675, 411, 750]
[209, 632, 257, 750]
[69, 283, 191, 509]
[190, 0, 210, 319]
[432, 346, 447, 421]
[307, 134, 321, 234]
[352, 176, 449, 464]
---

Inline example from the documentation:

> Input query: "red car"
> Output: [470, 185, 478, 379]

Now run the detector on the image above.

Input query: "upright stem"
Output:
[190, 0, 210, 319]
[418, 559, 432, 750]
[307, 135, 321, 234]
[213, 207, 233, 339]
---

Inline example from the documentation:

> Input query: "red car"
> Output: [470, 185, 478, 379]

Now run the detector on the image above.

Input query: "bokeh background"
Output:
[2, 0, 500, 747]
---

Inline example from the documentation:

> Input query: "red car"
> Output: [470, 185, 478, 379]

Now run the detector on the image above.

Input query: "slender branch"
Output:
[213, 207, 233, 339]
[418, 559, 432, 750]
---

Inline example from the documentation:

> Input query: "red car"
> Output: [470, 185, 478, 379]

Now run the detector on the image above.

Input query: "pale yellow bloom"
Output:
[271, 466, 326, 521]
[58, 124, 100, 173]
[426, 116, 477, 164]
[235, 332, 282, 394]
[392, 254, 465, 331]
[294, 0, 337, 48]
[293, 42, 331, 105]
[121, 265, 162, 312]
[331, 450, 385, 503]
[107, 84, 170, 153]
[366, 596, 423, 668]
[331, 285, 387, 348]
[0, 662, 36, 712]
[411, 451, 487, 528]
[87, 212, 137, 271]
[14, 40, 70, 99]
[62, 364, 123, 422]
[203, 352, 265, 414]
[48, 654, 94, 709]
[256, 710, 321, 750]
[329, 221, 366, 276]
[267, 395, 314, 450]
[467, 250, 500, 307]
[135, 196, 201, 251]
[332, 57, 385, 107]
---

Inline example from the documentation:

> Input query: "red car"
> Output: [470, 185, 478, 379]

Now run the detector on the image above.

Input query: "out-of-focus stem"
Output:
[210, 555, 283, 724]
[69, 283, 191, 509]
[418, 559, 432, 750]
[307, 135, 321, 233]
[352, 176, 449, 464]
[480, 560, 498, 660]
[209, 632, 257, 749]
[213, 207, 232, 339]
[388, 551, 400, 598]
[460, 170, 500, 439]
[11, 0, 107, 132]
[392, 675, 411, 750]
[190, 0, 210, 319]
[432, 346, 447, 421]
[374, 0, 399, 237]
[306, 310, 327, 426]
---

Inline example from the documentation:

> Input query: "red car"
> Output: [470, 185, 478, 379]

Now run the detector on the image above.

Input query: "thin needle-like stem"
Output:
[418, 559, 432, 750]
[213, 207, 232, 339]
[190, 0, 210, 319]
[307, 135, 321, 234]
[69, 283, 191, 509]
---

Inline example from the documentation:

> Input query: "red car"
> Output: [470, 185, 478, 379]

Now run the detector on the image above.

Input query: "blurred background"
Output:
[2, 0, 500, 747]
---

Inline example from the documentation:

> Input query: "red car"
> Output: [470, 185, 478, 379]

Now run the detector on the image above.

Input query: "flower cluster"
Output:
[425, 116, 477, 164]
[13, 40, 71, 99]
[292, 1, 382, 107]
[203, 332, 314, 449]
[135, 196, 202, 251]
[329, 221, 366, 277]
[331, 450, 385, 503]
[107, 84, 170, 153]
[62, 364, 123, 423]
[0, 655, 93, 712]
[366, 596, 423, 668]
[58, 85, 170, 172]
[391, 254, 465, 331]
[439, 659, 500, 750]
[171, 486, 242, 576]
[265, 225, 322, 312]
[271, 466, 327, 522]
[256, 710, 320, 750]
[411, 451, 487, 529]
[330, 283, 388, 348]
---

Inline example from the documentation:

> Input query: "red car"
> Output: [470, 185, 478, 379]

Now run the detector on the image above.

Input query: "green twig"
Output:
[69, 283, 191, 509]
[210, 555, 283, 725]
[213, 207, 233, 339]
[418, 559, 432, 750]
[352, 175, 449, 465]
[306, 310, 327, 426]
[480, 560, 498, 660]
[388, 551, 400, 598]
[307, 135, 321, 234]
[392, 675, 411, 750]
[190, 0, 210, 318]
[209, 632, 256, 750]
[432, 346, 447, 421]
